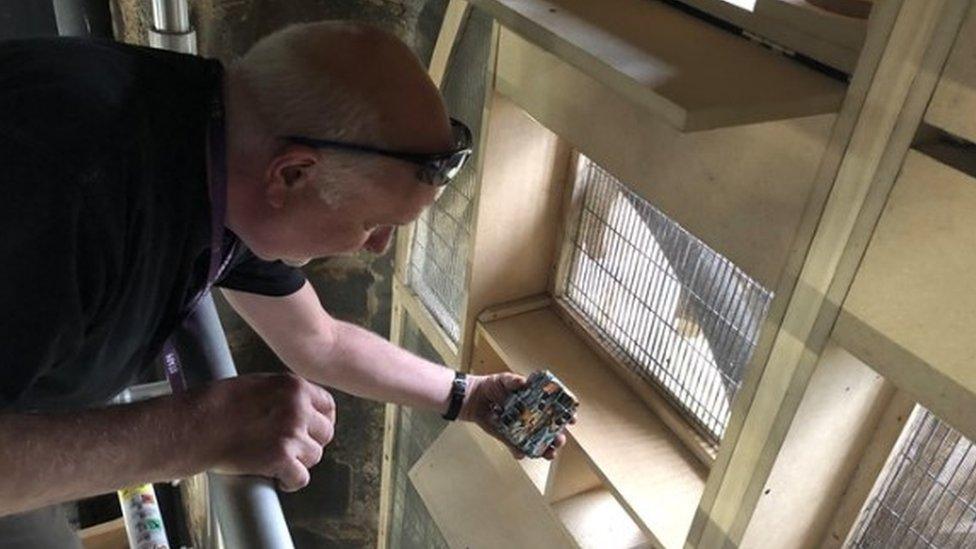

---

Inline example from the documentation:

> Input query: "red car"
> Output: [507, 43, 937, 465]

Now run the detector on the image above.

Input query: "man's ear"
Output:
[264, 145, 319, 209]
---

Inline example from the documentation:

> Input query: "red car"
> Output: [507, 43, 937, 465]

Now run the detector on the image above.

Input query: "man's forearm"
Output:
[299, 320, 455, 415]
[0, 394, 210, 516]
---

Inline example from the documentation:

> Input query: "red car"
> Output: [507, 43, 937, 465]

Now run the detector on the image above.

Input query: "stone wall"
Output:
[112, 1, 446, 547]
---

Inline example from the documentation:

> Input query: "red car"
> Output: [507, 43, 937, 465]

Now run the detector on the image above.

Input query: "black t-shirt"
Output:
[0, 38, 306, 411]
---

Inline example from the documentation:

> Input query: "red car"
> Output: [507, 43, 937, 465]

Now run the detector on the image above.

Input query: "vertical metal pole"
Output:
[53, 0, 113, 38]
[148, 0, 196, 54]
[173, 294, 295, 549]
[147, 4, 293, 543]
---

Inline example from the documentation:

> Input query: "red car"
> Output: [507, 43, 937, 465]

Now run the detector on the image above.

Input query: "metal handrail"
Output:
[173, 293, 295, 549]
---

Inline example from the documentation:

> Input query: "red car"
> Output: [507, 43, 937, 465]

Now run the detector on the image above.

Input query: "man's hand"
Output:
[194, 373, 336, 492]
[459, 373, 574, 461]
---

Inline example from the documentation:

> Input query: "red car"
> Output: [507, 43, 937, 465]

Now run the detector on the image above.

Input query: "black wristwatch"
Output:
[442, 371, 467, 421]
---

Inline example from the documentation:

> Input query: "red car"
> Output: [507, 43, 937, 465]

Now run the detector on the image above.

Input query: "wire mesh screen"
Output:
[562, 156, 772, 443]
[387, 318, 450, 549]
[407, 8, 493, 343]
[849, 407, 976, 548]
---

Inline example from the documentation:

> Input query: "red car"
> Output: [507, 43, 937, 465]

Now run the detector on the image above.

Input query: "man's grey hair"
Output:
[232, 21, 391, 207]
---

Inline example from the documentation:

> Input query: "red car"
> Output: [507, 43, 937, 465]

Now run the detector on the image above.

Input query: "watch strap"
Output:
[442, 371, 467, 421]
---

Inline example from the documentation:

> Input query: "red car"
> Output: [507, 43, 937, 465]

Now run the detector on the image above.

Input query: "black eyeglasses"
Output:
[282, 118, 473, 187]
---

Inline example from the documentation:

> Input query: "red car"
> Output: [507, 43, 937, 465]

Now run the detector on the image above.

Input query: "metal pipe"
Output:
[151, 0, 190, 32]
[173, 293, 295, 549]
[148, 0, 196, 54]
[53, 0, 113, 38]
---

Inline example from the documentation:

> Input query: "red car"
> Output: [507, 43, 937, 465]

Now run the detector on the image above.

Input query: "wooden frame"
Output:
[692, 1, 973, 546]
[381, 0, 976, 547]
[378, 3, 471, 546]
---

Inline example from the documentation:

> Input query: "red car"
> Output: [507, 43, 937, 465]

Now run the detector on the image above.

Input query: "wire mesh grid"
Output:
[407, 8, 493, 343]
[388, 318, 450, 549]
[849, 407, 976, 548]
[562, 156, 772, 443]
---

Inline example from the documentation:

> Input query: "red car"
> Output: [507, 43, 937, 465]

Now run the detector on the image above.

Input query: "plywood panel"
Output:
[461, 93, 571, 367]
[553, 489, 651, 549]
[410, 422, 575, 548]
[472, 0, 846, 130]
[479, 308, 707, 548]
[496, 29, 835, 289]
[835, 150, 976, 441]
[739, 343, 892, 548]
[925, 5, 976, 143]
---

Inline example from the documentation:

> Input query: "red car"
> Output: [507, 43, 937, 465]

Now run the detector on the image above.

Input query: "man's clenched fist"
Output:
[191, 373, 336, 492]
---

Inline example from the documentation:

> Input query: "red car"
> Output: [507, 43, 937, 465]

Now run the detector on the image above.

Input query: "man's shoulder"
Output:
[0, 38, 220, 150]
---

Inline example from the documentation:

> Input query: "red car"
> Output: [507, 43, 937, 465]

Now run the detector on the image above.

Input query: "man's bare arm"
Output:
[0, 373, 335, 516]
[222, 283, 571, 461]
[222, 282, 456, 414]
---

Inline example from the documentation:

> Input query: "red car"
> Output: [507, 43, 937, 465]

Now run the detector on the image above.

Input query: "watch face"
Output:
[496, 370, 579, 458]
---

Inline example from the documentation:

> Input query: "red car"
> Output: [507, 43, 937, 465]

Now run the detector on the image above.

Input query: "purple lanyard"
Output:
[162, 89, 229, 393]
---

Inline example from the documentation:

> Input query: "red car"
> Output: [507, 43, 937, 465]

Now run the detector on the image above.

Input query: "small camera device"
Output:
[496, 370, 579, 458]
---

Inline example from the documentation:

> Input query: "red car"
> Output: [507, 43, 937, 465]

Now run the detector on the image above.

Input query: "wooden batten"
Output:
[495, 27, 835, 290]
[469, 0, 846, 131]
[821, 389, 916, 547]
[834, 150, 976, 442]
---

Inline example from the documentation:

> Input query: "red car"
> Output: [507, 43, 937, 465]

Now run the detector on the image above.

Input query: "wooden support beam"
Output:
[690, 0, 973, 546]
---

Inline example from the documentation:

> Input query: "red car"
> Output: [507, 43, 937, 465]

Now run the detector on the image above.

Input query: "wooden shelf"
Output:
[925, 8, 976, 143]
[477, 306, 708, 549]
[677, 0, 869, 72]
[553, 488, 651, 549]
[410, 422, 575, 549]
[520, 454, 552, 494]
[834, 150, 976, 442]
[471, 0, 846, 130]
[493, 28, 836, 290]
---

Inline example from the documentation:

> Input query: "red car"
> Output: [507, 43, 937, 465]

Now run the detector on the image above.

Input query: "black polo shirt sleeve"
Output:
[215, 245, 307, 297]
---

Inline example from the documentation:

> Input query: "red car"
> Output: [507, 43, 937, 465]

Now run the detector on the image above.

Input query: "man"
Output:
[0, 21, 568, 544]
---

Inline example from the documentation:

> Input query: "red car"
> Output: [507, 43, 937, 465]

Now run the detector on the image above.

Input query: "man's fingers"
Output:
[496, 373, 528, 392]
[294, 435, 324, 469]
[307, 412, 335, 447]
[552, 432, 567, 450]
[543, 433, 568, 460]
[276, 458, 311, 492]
[306, 383, 336, 422]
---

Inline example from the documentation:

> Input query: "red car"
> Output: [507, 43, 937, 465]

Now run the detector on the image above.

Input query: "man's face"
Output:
[260, 159, 439, 266]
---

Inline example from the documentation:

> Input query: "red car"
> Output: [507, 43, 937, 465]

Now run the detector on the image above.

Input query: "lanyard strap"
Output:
[164, 71, 228, 393]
